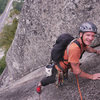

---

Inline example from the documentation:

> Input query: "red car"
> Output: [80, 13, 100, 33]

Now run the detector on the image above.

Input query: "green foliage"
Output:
[0, 0, 22, 75]
[0, 0, 9, 14]
[0, 18, 18, 52]
[10, 9, 20, 17]
[0, 55, 6, 74]
[12, 0, 24, 12]
[0, 18, 18, 75]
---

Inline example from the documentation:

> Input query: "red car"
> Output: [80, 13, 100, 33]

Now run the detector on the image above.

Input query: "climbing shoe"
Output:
[36, 85, 41, 94]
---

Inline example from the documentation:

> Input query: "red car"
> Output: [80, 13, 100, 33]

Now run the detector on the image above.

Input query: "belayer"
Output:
[36, 22, 100, 94]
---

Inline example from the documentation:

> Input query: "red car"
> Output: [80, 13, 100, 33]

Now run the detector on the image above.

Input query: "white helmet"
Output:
[45, 64, 54, 76]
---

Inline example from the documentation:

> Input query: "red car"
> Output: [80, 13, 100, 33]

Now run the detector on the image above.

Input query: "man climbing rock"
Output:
[36, 22, 100, 94]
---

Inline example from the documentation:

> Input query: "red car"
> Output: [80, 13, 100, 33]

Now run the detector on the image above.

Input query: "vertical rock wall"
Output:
[0, 0, 100, 85]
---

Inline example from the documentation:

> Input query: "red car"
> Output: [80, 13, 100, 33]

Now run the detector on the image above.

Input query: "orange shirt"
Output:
[55, 38, 88, 71]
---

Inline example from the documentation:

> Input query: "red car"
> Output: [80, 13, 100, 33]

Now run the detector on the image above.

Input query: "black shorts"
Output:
[41, 66, 57, 86]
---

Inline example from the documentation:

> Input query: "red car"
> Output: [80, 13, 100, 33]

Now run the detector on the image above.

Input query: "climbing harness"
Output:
[55, 63, 70, 88]
[75, 75, 83, 100]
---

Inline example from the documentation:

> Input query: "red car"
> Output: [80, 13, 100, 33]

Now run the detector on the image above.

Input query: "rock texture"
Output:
[0, 0, 100, 100]
[0, 52, 100, 100]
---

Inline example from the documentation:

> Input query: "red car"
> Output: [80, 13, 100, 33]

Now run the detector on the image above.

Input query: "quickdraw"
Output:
[56, 71, 64, 88]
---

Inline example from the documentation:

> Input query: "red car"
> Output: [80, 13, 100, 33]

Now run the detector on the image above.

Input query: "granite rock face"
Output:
[0, 0, 100, 100]
[0, 51, 100, 100]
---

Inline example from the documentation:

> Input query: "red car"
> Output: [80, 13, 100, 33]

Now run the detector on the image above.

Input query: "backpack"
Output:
[51, 33, 82, 63]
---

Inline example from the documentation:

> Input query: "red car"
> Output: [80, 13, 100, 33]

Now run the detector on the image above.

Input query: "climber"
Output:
[36, 22, 100, 94]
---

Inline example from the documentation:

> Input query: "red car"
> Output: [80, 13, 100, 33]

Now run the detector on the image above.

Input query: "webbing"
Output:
[67, 39, 81, 57]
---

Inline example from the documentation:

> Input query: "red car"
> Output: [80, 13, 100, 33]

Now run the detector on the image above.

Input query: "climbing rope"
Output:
[75, 75, 83, 100]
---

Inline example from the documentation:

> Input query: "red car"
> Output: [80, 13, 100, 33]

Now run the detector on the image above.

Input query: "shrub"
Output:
[0, 18, 18, 75]
[12, 0, 24, 12]
[0, 0, 8, 14]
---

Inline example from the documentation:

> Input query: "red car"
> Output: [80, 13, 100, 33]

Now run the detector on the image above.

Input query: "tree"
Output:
[0, 0, 8, 14]
[12, 1, 24, 12]
[0, 18, 18, 75]
[0, 18, 18, 52]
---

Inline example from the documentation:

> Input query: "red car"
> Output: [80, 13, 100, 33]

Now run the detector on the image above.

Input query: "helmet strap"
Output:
[81, 33, 86, 47]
